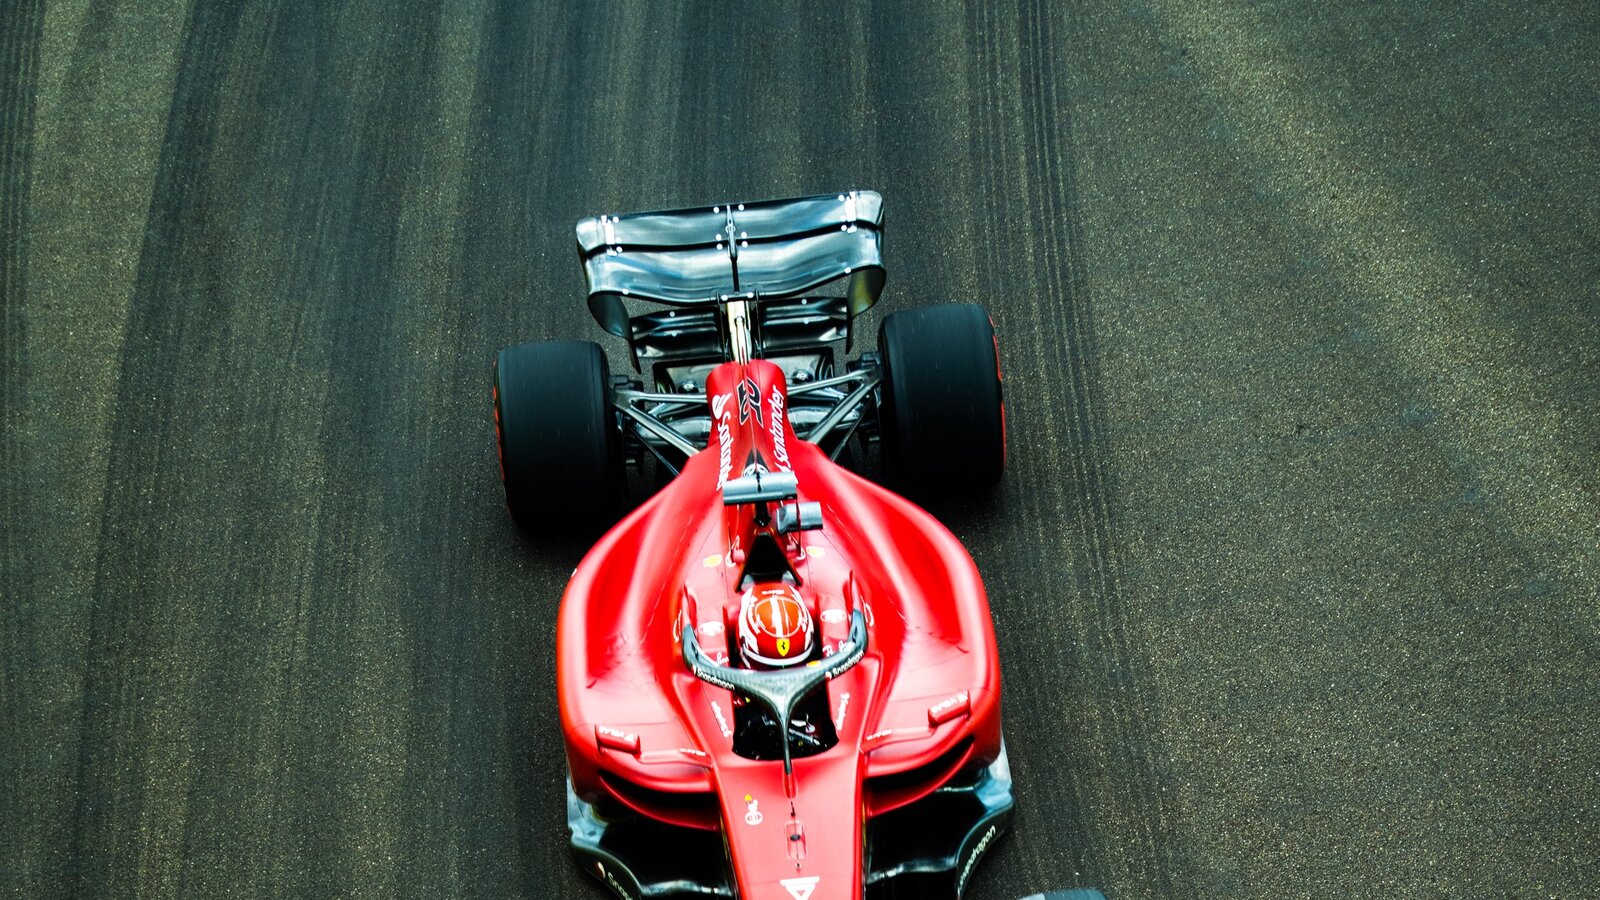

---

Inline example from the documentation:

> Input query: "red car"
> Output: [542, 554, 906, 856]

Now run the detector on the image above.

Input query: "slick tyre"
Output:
[877, 304, 1006, 496]
[492, 340, 622, 532]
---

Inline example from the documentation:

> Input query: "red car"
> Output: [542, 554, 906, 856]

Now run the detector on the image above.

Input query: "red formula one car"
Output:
[494, 192, 1017, 900]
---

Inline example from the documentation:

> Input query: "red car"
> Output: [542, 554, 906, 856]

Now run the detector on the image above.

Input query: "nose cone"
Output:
[713, 752, 864, 900]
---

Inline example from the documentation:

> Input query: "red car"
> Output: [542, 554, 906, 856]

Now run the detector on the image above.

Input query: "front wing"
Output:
[567, 746, 1015, 900]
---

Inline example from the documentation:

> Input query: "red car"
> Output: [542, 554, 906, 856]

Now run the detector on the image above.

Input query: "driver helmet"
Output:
[738, 582, 815, 668]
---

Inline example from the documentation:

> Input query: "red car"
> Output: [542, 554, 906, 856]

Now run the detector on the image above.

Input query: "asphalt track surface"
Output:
[4, 2, 1598, 898]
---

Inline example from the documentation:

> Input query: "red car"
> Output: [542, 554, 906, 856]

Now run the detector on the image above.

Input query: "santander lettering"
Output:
[957, 824, 998, 893]
[712, 392, 734, 487]
[768, 386, 790, 470]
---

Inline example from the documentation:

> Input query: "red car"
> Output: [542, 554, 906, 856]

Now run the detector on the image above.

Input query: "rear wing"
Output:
[575, 190, 886, 337]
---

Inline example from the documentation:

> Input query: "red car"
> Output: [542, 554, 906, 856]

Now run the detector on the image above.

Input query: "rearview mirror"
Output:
[776, 501, 824, 534]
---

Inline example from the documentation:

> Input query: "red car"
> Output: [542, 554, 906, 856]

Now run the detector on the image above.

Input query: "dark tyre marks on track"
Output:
[66, 1, 251, 893]
[953, 1, 1184, 890]
[0, 0, 43, 606]
[0, 0, 42, 428]
[1, 0, 46, 892]
[60, 2, 489, 895]
[962, 1, 1182, 895]
[0, 0, 43, 633]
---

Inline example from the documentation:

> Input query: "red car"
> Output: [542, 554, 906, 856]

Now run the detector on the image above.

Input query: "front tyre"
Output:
[492, 340, 622, 532]
[877, 304, 1006, 496]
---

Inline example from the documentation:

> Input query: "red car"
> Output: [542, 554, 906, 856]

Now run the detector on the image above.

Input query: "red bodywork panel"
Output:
[558, 360, 1002, 900]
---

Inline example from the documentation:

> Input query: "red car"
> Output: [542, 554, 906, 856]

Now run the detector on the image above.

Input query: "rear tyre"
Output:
[877, 304, 1006, 496]
[493, 340, 622, 532]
